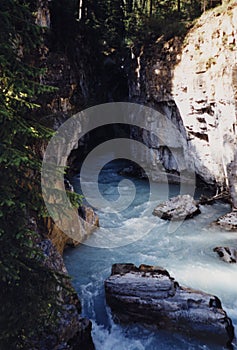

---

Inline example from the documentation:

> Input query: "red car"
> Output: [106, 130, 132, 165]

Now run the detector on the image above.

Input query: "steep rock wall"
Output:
[129, 3, 237, 189]
[173, 5, 237, 186]
[33, 2, 97, 348]
[36, 0, 100, 255]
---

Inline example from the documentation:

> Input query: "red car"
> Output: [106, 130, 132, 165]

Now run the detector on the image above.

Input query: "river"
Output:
[64, 157, 237, 350]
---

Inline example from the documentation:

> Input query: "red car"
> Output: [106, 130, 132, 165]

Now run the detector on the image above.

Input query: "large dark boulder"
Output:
[105, 263, 234, 348]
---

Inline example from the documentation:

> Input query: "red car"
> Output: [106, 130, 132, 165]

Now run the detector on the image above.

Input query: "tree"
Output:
[0, 1, 67, 348]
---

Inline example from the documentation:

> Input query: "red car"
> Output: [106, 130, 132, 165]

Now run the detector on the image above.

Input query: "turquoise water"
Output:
[64, 158, 237, 350]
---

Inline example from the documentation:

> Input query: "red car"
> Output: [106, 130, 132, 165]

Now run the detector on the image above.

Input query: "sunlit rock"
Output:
[105, 263, 235, 348]
[128, 5, 237, 195]
[215, 211, 237, 231]
[45, 204, 99, 255]
[152, 194, 200, 220]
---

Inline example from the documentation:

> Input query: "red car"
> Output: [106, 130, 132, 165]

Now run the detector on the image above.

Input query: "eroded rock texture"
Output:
[128, 4, 237, 193]
[105, 263, 234, 348]
[215, 211, 237, 231]
[153, 194, 201, 220]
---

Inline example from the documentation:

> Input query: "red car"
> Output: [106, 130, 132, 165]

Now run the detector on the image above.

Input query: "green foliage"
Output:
[74, 0, 222, 49]
[67, 191, 84, 209]
[0, 1, 68, 348]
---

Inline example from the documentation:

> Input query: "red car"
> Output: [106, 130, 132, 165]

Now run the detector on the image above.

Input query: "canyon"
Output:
[35, 1, 237, 349]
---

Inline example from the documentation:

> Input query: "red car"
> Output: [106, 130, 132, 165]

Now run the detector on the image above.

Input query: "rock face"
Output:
[45, 205, 99, 255]
[228, 152, 237, 209]
[173, 6, 237, 187]
[35, 2, 100, 255]
[105, 263, 234, 348]
[153, 194, 201, 220]
[34, 4, 97, 348]
[214, 246, 237, 263]
[36, 240, 95, 350]
[128, 4, 237, 192]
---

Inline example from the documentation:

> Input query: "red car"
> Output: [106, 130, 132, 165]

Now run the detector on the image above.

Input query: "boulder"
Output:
[213, 246, 237, 263]
[105, 263, 234, 348]
[153, 194, 201, 220]
[215, 211, 237, 231]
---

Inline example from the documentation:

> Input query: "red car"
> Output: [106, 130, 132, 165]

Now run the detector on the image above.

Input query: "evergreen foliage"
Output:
[0, 0, 225, 348]
[76, 0, 221, 49]
[0, 1, 70, 348]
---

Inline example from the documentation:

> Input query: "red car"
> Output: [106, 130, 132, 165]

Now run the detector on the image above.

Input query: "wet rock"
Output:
[214, 246, 237, 263]
[105, 263, 234, 348]
[215, 211, 237, 231]
[118, 164, 147, 179]
[153, 194, 201, 220]
[45, 204, 99, 255]
[227, 152, 237, 209]
[36, 239, 95, 350]
[78, 205, 100, 228]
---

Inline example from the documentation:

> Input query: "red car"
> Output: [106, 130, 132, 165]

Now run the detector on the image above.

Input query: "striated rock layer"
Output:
[128, 3, 237, 191]
[105, 263, 235, 348]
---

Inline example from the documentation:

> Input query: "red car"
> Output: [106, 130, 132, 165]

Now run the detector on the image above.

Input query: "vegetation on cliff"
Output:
[0, 1, 71, 348]
[0, 0, 231, 348]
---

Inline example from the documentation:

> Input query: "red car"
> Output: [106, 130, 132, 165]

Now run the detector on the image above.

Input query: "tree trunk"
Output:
[78, 0, 86, 20]
[149, 0, 153, 16]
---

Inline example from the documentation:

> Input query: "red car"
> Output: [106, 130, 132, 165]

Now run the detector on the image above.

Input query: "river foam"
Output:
[65, 158, 237, 349]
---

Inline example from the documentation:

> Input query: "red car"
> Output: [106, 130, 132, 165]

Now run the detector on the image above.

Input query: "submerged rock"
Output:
[215, 211, 237, 231]
[214, 246, 237, 263]
[153, 194, 201, 220]
[105, 263, 234, 348]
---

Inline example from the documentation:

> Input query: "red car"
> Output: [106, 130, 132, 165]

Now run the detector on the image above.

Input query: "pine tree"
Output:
[0, 1, 68, 348]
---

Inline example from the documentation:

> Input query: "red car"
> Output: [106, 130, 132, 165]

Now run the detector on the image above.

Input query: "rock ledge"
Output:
[105, 263, 234, 348]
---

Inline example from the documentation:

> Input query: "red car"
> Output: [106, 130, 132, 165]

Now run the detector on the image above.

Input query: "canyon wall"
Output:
[33, 2, 98, 348]
[129, 3, 237, 190]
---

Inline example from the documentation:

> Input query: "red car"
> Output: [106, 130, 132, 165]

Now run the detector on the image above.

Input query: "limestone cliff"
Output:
[129, 2, 237, 191]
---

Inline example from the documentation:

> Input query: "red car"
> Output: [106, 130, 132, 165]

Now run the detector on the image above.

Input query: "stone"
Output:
[213, 246, 237, 263]
[78, 205, 100, 228]
[128, 6, 237, 192]
[45, 204, 99, 255]
[35, 239, 95, 350]
[118, 165, 147, 179]
[152, 194, 201, 220]
[105, 263, 234, 348]
[227, 152, 237, 209]
[215, 211, 237, 231]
